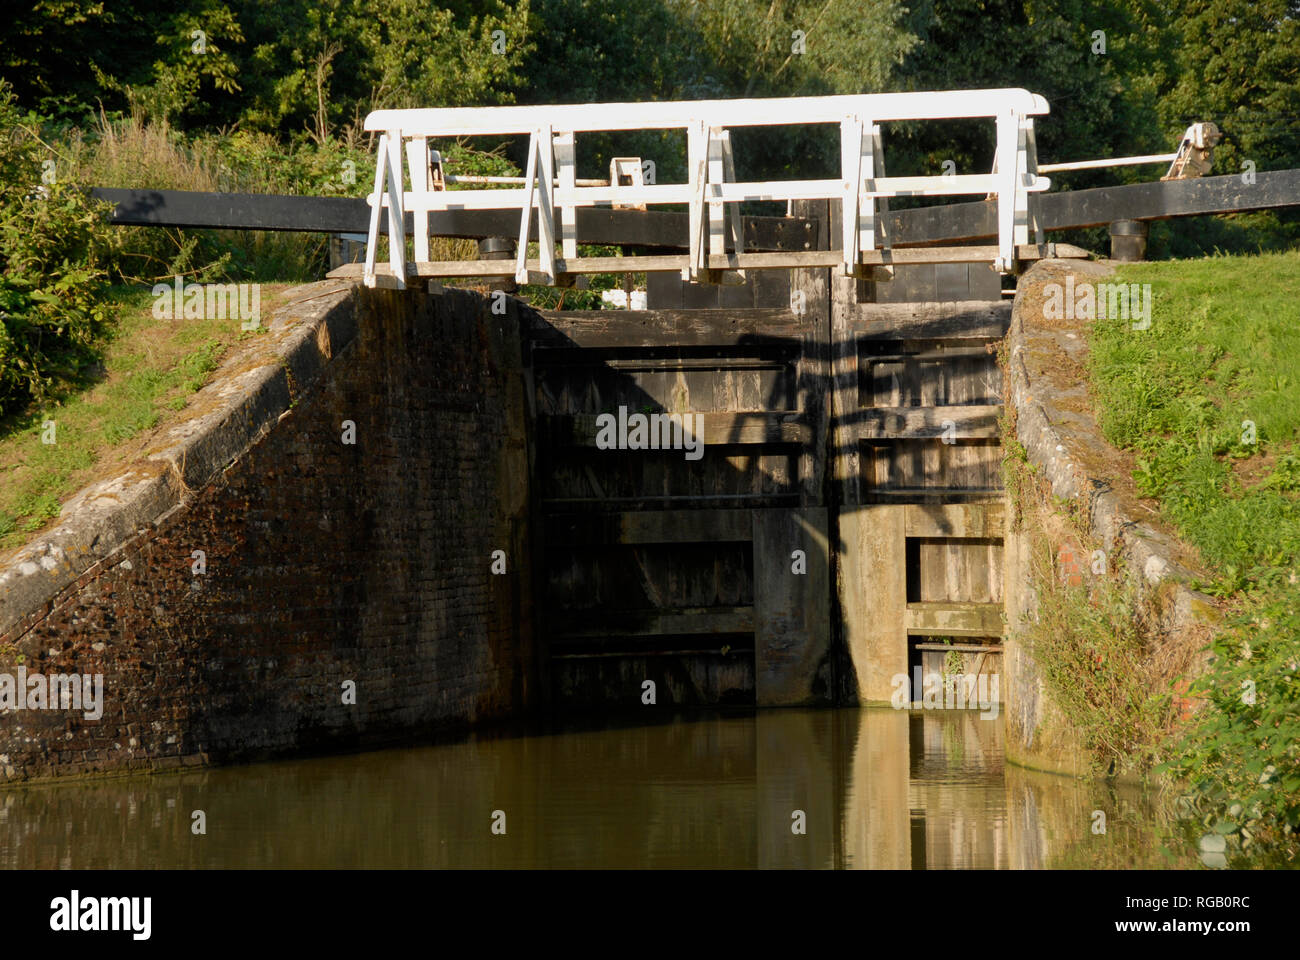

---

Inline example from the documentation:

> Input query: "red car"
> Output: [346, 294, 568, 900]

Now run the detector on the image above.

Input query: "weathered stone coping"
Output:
[0, 280, 359, 643]
[1007, 259, 1221, 639]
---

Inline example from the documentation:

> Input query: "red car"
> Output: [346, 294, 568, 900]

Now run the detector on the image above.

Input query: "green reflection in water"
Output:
[0, 707, 1199, 869]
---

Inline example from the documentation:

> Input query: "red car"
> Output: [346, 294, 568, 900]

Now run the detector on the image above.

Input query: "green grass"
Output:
[0, 284, 277, 552]
[1089, 252, 1300, 584]
[1084, 250, 1300, 862]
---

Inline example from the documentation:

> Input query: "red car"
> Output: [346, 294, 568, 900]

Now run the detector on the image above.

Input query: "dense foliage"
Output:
[3, 0, 1298, 193]
[0, 80, 114, 416]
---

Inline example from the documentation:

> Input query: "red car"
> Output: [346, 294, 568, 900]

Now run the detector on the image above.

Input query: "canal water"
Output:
[0, 707, 1196, 869]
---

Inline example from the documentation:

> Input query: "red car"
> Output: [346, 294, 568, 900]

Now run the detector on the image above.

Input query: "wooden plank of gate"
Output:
[544, 509, 753, 545]
[753, 507, 832, 706]
[550, 607, 754, 638]
[903, 502, 1004, 539]
[856, 405, 1002, 440]
[904, 601, 1004, 636]
[546, 411, 810, 446]
[840, 504, 909, 703]
[847, 300, 1012, 339]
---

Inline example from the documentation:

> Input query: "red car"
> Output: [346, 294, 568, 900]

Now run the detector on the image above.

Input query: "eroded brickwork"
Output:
[0, 286, 535, 782]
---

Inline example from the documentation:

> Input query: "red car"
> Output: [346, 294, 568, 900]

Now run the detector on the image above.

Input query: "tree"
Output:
[1164, 0, 1300, 175]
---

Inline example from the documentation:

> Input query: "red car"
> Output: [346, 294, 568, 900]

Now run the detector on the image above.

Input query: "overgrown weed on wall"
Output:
[1003, 432, 1186, 781]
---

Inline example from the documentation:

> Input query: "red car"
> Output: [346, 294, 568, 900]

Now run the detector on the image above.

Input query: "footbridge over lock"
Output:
[342, 88, 1059, 288]
[326, 88, 1091, 707]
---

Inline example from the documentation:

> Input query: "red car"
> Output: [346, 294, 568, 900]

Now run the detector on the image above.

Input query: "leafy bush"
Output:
[0, 80, 115, 416]
[1162, 589, 1300, 863]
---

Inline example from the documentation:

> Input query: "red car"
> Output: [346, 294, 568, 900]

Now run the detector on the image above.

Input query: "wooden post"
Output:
[553, 131, 577, 261]
[753, 507, 832, 706]
[406, 136, 430, 263]
[994, 109, 1020, 272]
[840, 115, 864, 277]
[384, 132, 407, 288]
[841, 503, 909, 702]
[687, 119, 708, 281]
[791, 198, 830, 506]
[536, 123, 557, 284]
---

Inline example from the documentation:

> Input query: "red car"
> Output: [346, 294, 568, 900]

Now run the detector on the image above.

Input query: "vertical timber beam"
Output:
[793, 198, 830, 507]
[363, 133, 388, 287]
[753, 507, 832, 706]
[535, 123, 557, 284]
[383, 131, 407, 288]
[553, 131, 577, 262]
[830, 206, 907, 703]
[841, 504, 908, 703]
[753, 198, 832, 706]
[994, 109, 1020, 272]
[405, 136, 430, 263]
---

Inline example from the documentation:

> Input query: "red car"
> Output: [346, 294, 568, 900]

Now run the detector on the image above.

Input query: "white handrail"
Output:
[361, 90, 1051, 289]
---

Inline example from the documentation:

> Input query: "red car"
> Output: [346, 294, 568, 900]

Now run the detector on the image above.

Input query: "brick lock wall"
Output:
[0, 286, 535, 783]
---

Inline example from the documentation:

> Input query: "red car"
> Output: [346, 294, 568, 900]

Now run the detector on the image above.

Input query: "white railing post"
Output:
[687, 119, 708, 280]
[535, 123, 557, 284]
[860, 118, 877, 257]
[994, 109, 1020, 272]
[1019, 115, 1044, 246]
[363, 133, 388, 288]
[384, 130, 407, 288]
[406, 136, 430, 263]
[840, 115, 864, 276]
[721, 131, 742, 255]
[515, 131, 539, 286]
[554, 131, 578, 262]
[871, 123, 890, 248]
[708, 127, 741, 260]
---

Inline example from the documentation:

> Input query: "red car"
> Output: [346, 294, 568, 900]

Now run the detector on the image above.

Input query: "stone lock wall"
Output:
[1001, 259, 1219, 777]
[0, 283, 536, 783]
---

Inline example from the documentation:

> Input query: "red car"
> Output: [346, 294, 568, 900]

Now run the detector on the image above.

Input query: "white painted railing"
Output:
[361, 90, 1051, 289]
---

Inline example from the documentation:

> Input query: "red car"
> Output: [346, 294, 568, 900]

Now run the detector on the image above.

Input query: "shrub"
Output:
[0, 80, 115, 416]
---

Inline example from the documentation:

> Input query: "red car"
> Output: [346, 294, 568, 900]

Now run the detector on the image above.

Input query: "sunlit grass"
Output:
[0, 284, 287, 551]
[1084, 249, 1300, 860]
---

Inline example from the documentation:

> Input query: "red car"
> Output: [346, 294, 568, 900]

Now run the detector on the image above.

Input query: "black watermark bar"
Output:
[1, 869, 1288, 947]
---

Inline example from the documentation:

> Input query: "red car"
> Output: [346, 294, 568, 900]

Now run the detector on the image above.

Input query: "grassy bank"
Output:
[0, 284, 289, 553]
[1085, 250, 1300, 863]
